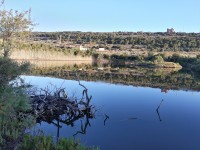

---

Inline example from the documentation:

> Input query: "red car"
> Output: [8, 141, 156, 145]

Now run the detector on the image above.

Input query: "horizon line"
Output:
[32, 30, 200, 33]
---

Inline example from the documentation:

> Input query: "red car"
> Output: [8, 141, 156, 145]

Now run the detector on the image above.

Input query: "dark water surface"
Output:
[22, 75, 200, 150]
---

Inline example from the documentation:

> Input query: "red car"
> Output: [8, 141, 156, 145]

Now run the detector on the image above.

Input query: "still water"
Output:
[22, 75, 200, 150]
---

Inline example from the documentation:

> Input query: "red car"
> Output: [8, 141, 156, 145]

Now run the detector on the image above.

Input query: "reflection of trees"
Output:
[31, 64, 200, 91]
[161, 89, 169, 93]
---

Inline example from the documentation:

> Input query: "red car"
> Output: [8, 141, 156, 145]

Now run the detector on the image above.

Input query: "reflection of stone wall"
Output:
[10, 49, 92, 61]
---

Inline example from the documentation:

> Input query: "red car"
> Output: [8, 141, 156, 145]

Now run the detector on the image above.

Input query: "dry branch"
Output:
[28, 81, 95, 129]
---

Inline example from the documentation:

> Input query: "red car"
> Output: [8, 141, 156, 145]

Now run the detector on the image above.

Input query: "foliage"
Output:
[165, 54, 200, 73]
[152, 55, 164, 64]
[0, 1, 98, 149]
[0, 0, 34, 57]
[0, 56, 32, 149]
[0, 1, 34, 148]
[0, 57, 30, 86]
[92, 53, 99, 59]
[19, 134, 100, 150]
[0, 85, 34, 148]
[14, 41, 94, 57]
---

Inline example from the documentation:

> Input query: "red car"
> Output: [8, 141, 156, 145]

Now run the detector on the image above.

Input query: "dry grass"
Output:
[10, 49, 93, 61]
[17, 60, 92, 68]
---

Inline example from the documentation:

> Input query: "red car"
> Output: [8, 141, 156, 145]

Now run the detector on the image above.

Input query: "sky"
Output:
[3, 0, 200, 32]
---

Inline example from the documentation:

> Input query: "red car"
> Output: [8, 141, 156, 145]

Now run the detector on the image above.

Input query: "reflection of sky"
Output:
[22, 75, 200, 150]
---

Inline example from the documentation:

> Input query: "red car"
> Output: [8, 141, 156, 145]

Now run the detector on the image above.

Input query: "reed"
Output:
[10, 49, 93, 61]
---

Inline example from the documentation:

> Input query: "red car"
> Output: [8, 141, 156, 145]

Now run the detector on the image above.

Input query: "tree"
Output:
[0, 0, 34, 57]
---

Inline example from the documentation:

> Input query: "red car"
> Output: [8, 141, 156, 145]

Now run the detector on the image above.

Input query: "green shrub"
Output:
[0, 57, 30, 86]
[0, 58, 32, 149]
[152, 55, 164, 64]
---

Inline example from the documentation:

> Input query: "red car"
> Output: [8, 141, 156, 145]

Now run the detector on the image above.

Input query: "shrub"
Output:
[153, 55, 164, 64]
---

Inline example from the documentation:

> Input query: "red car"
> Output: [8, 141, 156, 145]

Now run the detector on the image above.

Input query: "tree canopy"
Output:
[0, 0, 33, 57]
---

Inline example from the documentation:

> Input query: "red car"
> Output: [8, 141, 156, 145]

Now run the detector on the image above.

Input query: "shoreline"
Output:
[13, 58, 93, 61]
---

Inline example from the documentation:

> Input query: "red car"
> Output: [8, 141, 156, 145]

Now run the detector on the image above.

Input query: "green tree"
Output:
[0, 0, 34, 57]
[0, 1, 33, 148]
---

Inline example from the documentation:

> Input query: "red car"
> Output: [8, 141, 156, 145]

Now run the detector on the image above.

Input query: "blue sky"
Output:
[4, 0, 200, 32]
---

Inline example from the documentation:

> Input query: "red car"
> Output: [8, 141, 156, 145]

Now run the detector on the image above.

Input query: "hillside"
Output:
[31, 31, 200, 53]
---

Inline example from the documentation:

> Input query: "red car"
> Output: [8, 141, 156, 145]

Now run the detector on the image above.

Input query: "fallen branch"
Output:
[27, 81, 95, 135]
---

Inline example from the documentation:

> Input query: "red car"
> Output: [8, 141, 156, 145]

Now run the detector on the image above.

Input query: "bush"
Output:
[197, 55, 200, 59]
[147, 52, 155, 61]
[152, 55, 164, 64]
[92, 53, 99, 59]
[0, 85, 34, 149]
[0, 57, 32, 149]
[0, 57, 30, 87]
[103, 54, 110, 59]
[170, 53, 181, 62]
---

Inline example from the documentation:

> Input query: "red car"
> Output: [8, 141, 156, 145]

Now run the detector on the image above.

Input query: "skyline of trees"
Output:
[32, 31, 200, 52]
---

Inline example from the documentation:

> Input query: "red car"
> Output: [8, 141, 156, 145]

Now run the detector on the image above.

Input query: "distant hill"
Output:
[31, 31, 200, 52]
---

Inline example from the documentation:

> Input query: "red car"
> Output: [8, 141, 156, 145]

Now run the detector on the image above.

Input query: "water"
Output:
[22, 75, 200, 150]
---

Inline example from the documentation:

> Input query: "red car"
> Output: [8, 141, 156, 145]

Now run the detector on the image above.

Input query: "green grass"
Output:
[19, 134, 100, 150]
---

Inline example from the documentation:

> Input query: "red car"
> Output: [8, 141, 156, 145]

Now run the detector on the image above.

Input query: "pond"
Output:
[21, 73, 200, 150]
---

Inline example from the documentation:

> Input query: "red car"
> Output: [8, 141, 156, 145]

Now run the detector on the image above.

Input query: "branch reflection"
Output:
[156, 99, 164, 122]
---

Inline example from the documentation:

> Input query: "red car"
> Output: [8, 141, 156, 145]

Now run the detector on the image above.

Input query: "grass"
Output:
[19, 134, 100, 150]
[10, 49, 93, 61]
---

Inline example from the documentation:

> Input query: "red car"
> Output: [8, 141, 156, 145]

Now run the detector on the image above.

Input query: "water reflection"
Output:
[73, 115, 92, 137]
[22, 75, 200, 150]
[156, 99, 164, 122]
[21, 60, 200, 150]
[36, 109, 95, 138]
[104, 114, 109, 126]
[29, 61, 200, 91]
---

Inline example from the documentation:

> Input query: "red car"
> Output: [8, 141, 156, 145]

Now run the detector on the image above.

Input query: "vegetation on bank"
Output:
[0, 57, 33, 149]
[94, 52, 183, 69]
[0, 58, 99, 149]
[11, 48, 93, 61]
[166, 53, 200, 72]
[20, 135, 99, 150]
[0, 1, 99, 149]
[93, 51, 200, 72]
[0, 1, 35, 148]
